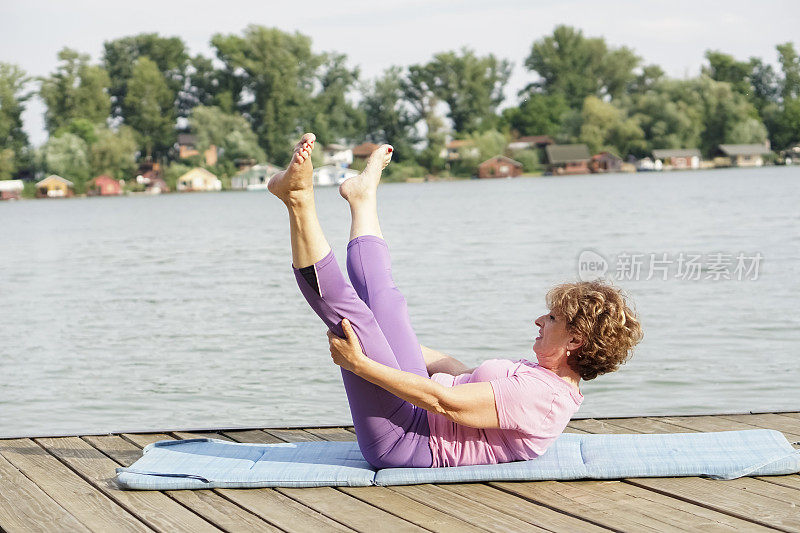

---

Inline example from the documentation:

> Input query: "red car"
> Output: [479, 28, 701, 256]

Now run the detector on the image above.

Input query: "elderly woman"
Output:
[268, 133, 643, 468]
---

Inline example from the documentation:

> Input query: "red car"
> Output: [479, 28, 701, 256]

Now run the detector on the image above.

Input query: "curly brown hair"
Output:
[546, 280, 643, 381]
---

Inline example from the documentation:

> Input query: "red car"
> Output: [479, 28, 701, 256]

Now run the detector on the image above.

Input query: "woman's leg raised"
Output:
[339, 146, 428, 379]
[268, 137, 432, 468]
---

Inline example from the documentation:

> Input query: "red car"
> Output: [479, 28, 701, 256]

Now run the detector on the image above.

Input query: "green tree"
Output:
[579, 96, 645, 157]
[727, 117, 769, 145]
[421, 48, 512, 133]
[695, 76, 767, 155]
[627, 64, 665, 95]
[627, 79, 704, 153]
[184, 54, 230, 112]
[525, 25, 639, 107]
[403, 64, 446, 172]
[501, 93, 569, 137]
[748, 58, 781, 111]
[40, 133, 91, 188]
[211, 26, 322, 164]
[39, 48, 111, 133]
[55, 118, 99, 146]
[770, 98, 800, 149]
[124, 56, 176, 157]
[0, 62, 31, 169]
[702, 51, 752, 95]
[188, 105, 265, 163]
[103, 33, 188, 119]
[308, 53, 365, 145]
[0, 148, 14, 180]
[777, 42, 800, 100]
[361, 67, 420, 161]
[90, 126, 138, 179]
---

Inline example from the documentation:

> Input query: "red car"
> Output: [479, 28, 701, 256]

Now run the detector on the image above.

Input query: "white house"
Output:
[231, 163, 282, 190]
[322, 144, 354, 167]
[314, 165, 358, 187]
[176, 168, 222, 192]
[0, 179, 24, 200]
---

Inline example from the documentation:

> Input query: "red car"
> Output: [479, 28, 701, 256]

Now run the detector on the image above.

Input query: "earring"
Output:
[567, 350, 571, 357]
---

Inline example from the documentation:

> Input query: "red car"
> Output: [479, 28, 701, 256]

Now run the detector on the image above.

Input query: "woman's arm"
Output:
[328, 320, 500, 429]
[420, 344, 475, 376]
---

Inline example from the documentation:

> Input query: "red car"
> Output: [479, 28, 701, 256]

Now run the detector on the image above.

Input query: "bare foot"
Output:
[339, 144, 393, 202]
[268, 133, 316, 204]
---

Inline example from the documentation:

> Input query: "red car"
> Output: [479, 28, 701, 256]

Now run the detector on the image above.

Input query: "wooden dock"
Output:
[1, 412, 799, 532]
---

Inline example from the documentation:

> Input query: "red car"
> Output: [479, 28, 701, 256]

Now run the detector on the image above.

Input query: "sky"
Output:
[2, 0, 799, 146]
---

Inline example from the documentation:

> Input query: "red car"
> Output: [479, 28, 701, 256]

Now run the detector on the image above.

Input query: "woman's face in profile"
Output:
[533, 311, 572, 359]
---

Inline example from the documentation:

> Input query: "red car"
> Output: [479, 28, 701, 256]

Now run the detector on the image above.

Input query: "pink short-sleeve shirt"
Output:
[427, 359, 583, 467]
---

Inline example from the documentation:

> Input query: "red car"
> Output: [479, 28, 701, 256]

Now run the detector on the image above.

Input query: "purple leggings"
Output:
[293, 236, 433, 468]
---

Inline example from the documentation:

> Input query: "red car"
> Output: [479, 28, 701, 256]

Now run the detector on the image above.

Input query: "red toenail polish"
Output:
[387, 147, 393, 153]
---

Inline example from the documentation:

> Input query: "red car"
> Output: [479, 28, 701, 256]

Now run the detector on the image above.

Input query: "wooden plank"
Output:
[0, 451, 92, 533]
[627, 476, 800, 531]
[265, 428, 321, 442]
[122, 433, 174, 448]
[718, 413, 800, 437]
[441, 483, 610, 532]
[218, 488, 355, 533]
[279, 486, 426, 532]
[392, 483, 551, 532]
[305, 427, 357, 441]
[339, 486, 487, 533]
[776, 412, 800, 421]
[36, 436, 220, 532]
[493, 478, 773, 532]
[84, 435, 279, 532]
[172, 431, 232, 441]
[568, 418, 630, 434]
[657, 415, 800, 441]
[0, 439, 150, 532]
[220, 429, 282, 444]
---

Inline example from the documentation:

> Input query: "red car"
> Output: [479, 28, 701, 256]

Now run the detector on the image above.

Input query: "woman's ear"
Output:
[568, 334, 584, 353]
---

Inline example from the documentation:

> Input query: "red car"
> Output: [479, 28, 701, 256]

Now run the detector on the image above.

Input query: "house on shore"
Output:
[177, 134, 218, 166]
[716, 143, 771, 167]
[231, 163, 282, 190]
[352, 142, 379, 164]
[477, 156, 523, 178]
[135, 162, 168, 194]
[652, 149, 702, 170]
[314, 165, 359, 186]
[136, 170, 168, 194]
[780, 144, 800, 165]
[507, 135, 554, 152]
[441, 140, 479, 162]
[36, 175, 74, 198]
[322, 144, 354, 167]
[545, 144, 591, 175]
[87, 174, 123, 196]
[0, 179, 24, 200]
[176, 168, 222, 192]
[590, 152, 623, 173]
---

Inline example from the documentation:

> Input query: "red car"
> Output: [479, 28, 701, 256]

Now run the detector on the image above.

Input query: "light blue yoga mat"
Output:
[115, 429, 800, 490]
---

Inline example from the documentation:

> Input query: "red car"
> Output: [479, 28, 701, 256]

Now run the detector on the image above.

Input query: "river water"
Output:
[1, 166, 798, 436]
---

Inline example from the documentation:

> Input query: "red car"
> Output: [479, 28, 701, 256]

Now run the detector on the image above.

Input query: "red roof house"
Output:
[477, 156, 523, 179]
[88, 174, 123, 196]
